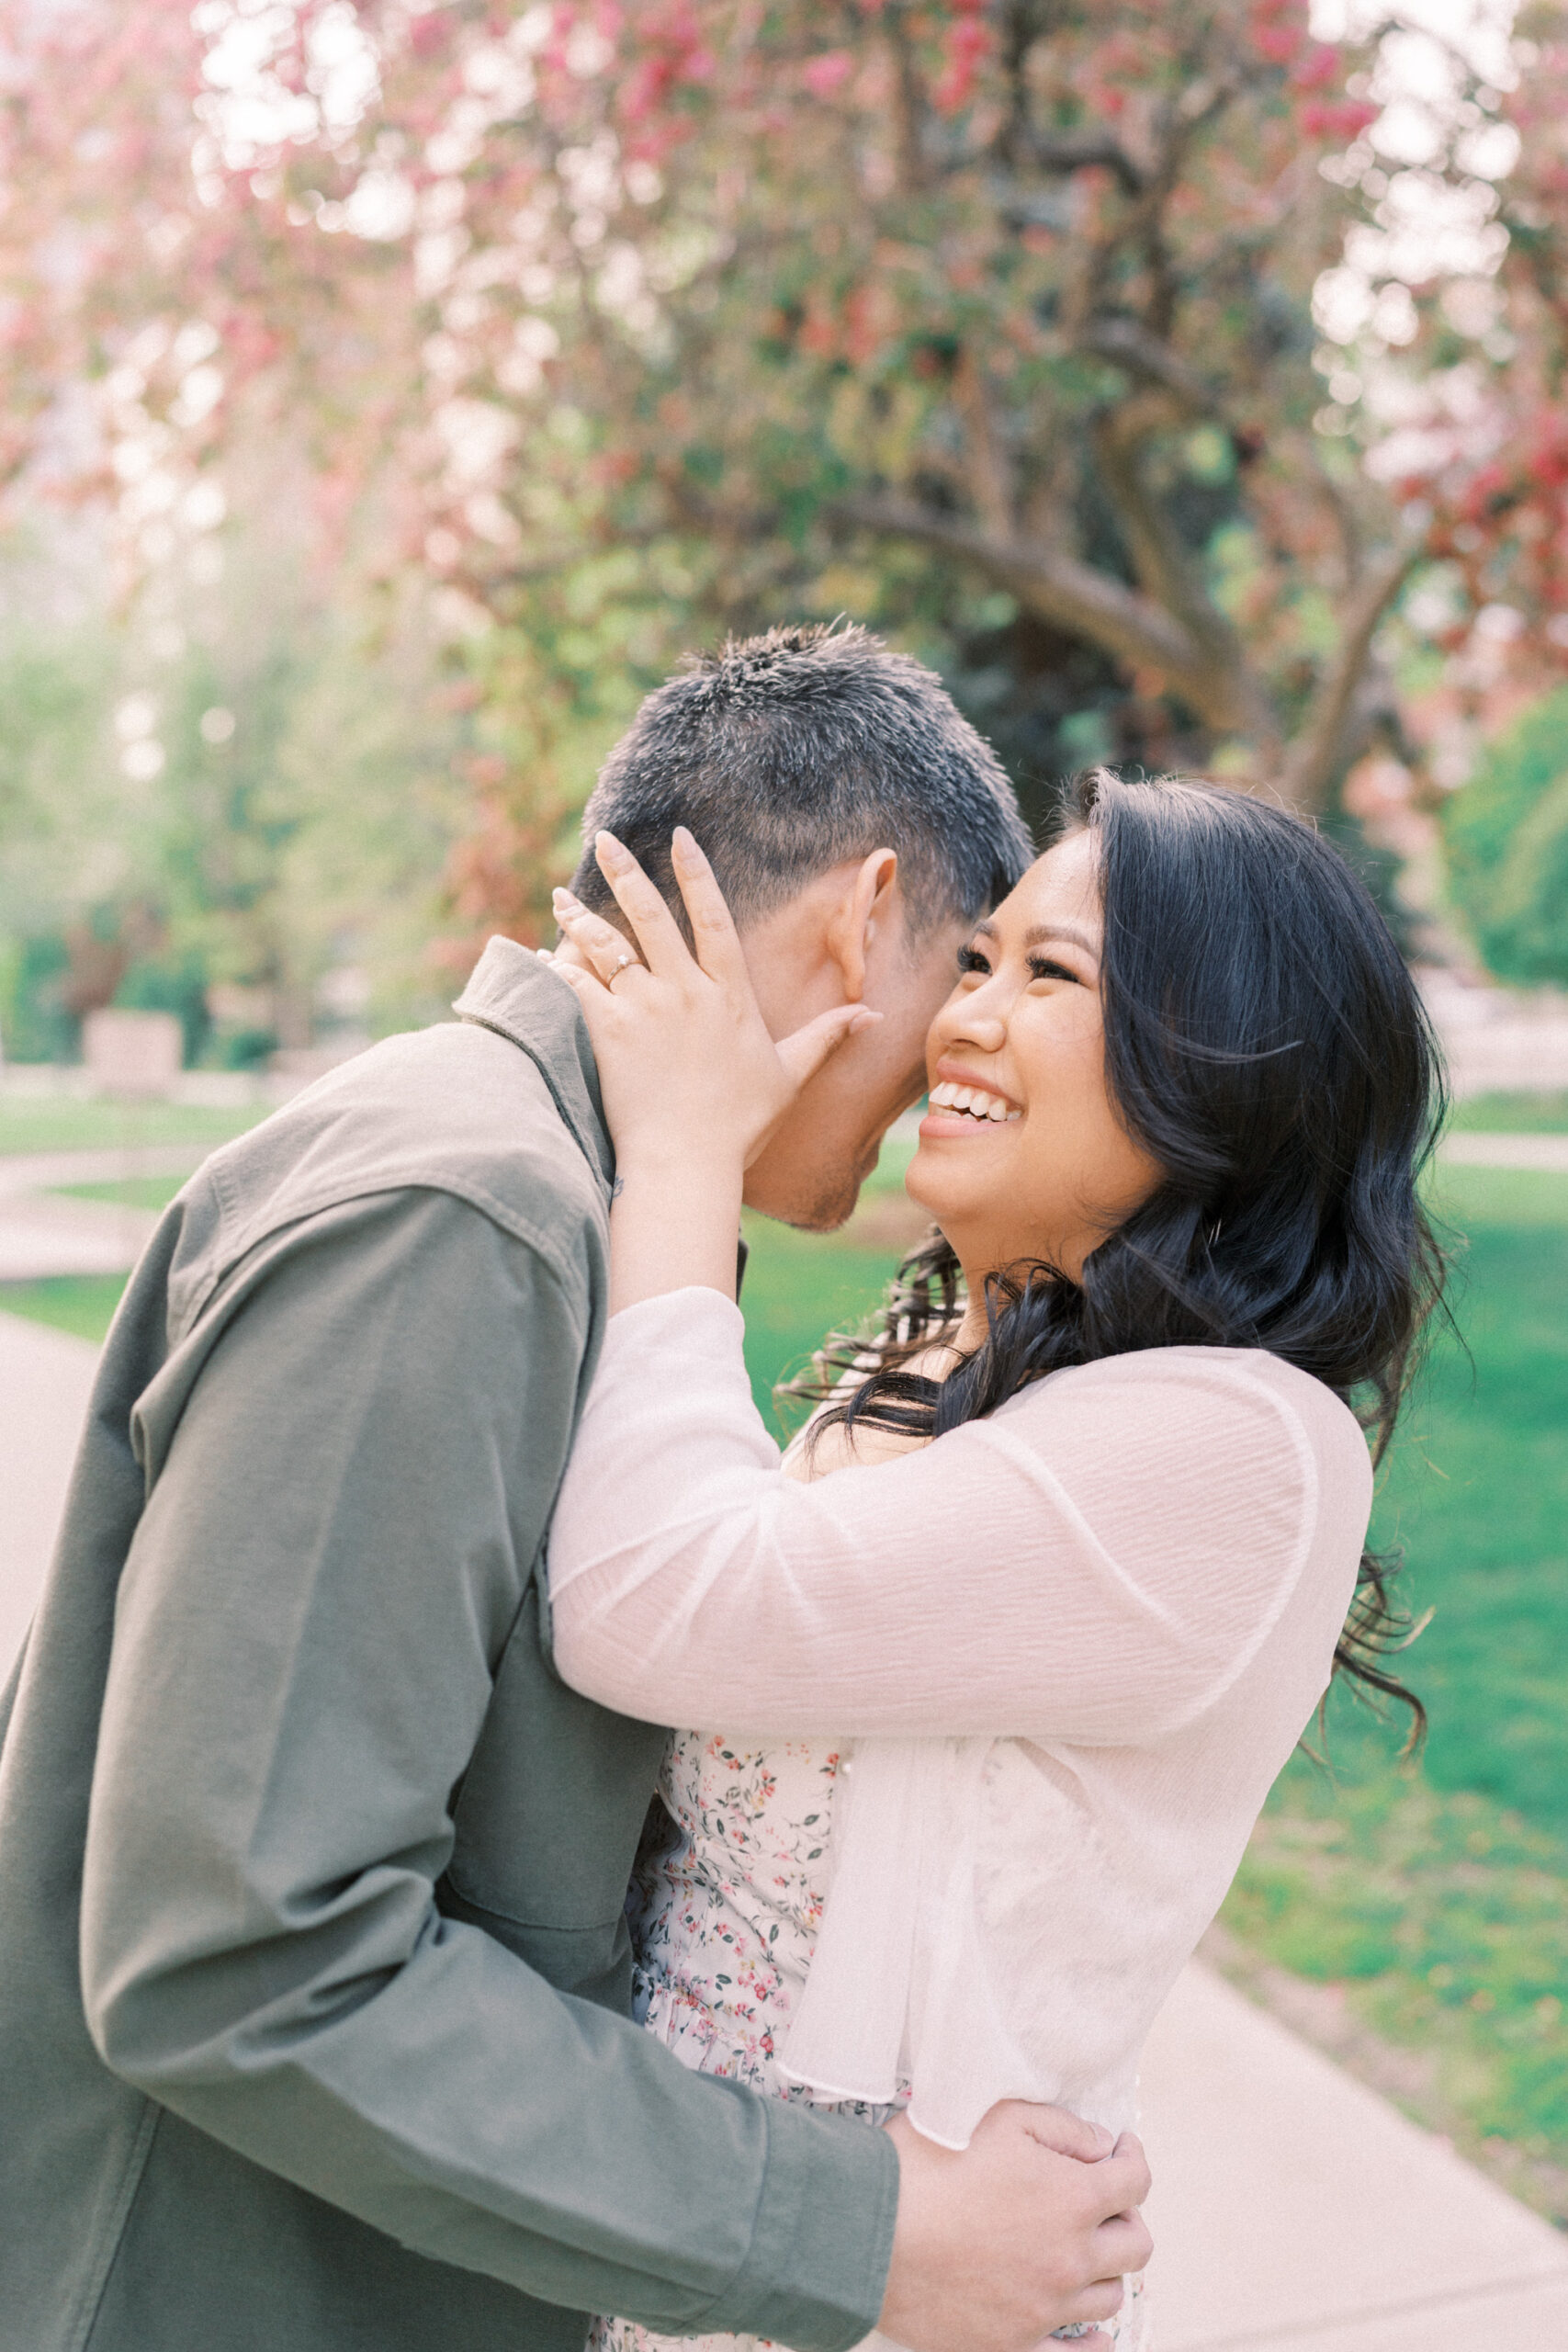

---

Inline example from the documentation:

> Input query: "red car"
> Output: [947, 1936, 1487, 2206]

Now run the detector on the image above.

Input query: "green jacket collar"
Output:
[454, 937, 615, 1193]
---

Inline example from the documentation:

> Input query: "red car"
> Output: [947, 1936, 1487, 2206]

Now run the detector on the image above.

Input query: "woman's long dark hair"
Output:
[797, 768, 1449, 1736]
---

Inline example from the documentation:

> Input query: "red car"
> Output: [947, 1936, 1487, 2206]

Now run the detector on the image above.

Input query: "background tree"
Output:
[448, 0, 1405, 812]
[1393, 1, 1568, 666]
[3, 0, 1566, 939]
[0, 498, 468, 1064]
[0, 605, 119, 1062]
[1443, 684, 1568, 989]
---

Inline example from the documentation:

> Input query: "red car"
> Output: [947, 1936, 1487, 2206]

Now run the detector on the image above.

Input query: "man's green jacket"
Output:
[0, 940, 897, 2352]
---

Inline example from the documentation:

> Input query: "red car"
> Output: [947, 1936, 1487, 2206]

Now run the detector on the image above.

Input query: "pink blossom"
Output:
[802, 51, 854, 100]
[1290, 43, 1340, 92]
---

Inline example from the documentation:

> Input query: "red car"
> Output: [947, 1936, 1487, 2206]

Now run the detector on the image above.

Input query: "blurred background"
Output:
[0, 0, 1565, 2244]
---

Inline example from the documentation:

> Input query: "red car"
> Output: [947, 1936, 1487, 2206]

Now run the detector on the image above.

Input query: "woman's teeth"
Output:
[928, 1081, 1021, 1124]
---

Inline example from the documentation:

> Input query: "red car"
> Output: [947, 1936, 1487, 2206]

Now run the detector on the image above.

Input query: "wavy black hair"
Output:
[796, 768, 1450, 1736]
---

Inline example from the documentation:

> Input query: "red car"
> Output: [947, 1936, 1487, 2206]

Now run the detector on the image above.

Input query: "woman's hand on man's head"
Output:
[545, 828, 879, 1315]
[547, 827, 879, 1177]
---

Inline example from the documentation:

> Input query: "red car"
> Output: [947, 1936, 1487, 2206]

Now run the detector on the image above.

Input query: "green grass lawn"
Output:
[740, 1215, 906, 1429]
[1450, 1090, 1568, 1133]
[0, 1099, 265, 1336]
[0, 1174, 205, 1334]
[858, 1125, 919, 1193]
[1373, 1163, 1568, 1836]
[0, 1273, 136, 1343]
[54, 1174, 196, 1211]
[0, 1095, 267, 1159]
[1216, 1159, 1568, 2222]
[1217, 1766, 1568, 2222]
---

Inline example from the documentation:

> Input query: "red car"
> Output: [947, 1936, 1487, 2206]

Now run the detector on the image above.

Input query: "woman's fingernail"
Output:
[595, 830, 630, 871]
[671, 825, 703, 865]
[552, 886, 579, 910]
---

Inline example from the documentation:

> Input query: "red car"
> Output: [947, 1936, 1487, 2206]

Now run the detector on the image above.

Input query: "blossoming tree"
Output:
[2, 0, 1563, 920]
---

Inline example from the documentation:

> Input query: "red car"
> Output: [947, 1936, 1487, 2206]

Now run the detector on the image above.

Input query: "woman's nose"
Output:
[948, 1008, 1008, 1053]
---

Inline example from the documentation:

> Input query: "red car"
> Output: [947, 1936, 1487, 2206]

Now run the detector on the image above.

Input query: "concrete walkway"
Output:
[0, 1146, 211, 1195]
[0, 1191, 163, 1280]
[0, 1309, 99, 1678]
[1440, 1131, 1568, 1173]
[2, 1308, 1565, 2346]
[0, 1145, 205, 1281]
[1139, 1965, 1568, 2348]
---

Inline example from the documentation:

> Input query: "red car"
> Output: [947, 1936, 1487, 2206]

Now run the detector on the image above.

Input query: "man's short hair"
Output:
[570, 621, 1032, 937]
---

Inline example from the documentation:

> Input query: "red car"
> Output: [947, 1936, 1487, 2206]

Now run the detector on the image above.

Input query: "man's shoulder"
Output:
[179, 1022, 608, 1306]
[285, 1018, 591, 1170]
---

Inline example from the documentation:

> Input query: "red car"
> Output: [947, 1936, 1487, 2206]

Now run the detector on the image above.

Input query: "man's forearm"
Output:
[90, 1890, 895, 2344]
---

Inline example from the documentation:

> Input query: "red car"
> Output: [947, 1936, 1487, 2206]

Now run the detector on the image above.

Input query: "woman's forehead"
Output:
[993, 831, 1102, 937]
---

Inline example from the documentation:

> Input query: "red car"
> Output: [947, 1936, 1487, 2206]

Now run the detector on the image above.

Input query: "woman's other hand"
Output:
[547, 827, 879, 1311]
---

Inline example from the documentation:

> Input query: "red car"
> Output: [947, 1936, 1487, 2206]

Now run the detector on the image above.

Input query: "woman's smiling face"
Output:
[907, 828, 1164, 1283]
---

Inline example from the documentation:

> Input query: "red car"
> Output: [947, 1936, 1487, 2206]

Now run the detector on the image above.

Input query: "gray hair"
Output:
[570, 621, 1032, 936]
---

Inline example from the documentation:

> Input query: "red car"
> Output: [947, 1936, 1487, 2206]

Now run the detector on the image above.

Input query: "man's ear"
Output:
[824, 848, 898, 1004]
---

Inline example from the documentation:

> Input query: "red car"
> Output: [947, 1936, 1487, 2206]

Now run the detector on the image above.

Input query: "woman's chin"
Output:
[905, 1150, 979, 1229]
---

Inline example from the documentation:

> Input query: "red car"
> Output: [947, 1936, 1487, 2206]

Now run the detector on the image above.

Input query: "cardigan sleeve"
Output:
[547, 1287, 1366, 1744]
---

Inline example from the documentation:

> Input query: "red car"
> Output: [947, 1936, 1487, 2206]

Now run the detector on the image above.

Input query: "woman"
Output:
[543, 770, 1445, 2352]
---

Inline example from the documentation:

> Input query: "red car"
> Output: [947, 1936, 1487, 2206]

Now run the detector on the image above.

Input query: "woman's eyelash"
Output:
[958, 944, 1080, 983]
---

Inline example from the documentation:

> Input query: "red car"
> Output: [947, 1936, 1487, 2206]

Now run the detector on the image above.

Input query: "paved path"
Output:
[0, 1310, 98, 1679]
[1440, 1131, 1568, 1173]
[0, 1146, 211, 1195]
[1139, 1964, 1568, 2348]
[3, 1307, 1566, 2345]
[0, 1145, 205, 1281]
[0, 1192, 163, 1280]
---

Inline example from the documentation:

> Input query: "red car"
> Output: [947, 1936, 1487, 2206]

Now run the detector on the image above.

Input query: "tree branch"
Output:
[1089, 396, 1285, 761]
[953, 346, 1016, 540]
[1077, 316, 1225, 423]
[997, 0, 1035, 174]
[1280, 540, 1424, 811]
[1280, 428, 1367, 592]
[1024, 128, 1145, 194]
[828, 492, 1258, 727]
[1125, 61, 1243, 339]
[990, 178, 1074, 233]
[882, 5, 928, 196]
[1090, 395, 1203, 621]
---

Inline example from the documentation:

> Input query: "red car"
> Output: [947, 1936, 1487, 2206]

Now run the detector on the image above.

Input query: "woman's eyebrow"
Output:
[1021, 923, 1097, 953]
[969, 920, 1098, 954]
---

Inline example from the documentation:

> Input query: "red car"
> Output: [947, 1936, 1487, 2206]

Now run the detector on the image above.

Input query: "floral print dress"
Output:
[590, 1729, 1147, 2352]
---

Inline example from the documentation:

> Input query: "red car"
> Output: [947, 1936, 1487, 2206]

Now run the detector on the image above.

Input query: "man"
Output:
[0, 624, 1150, 2352]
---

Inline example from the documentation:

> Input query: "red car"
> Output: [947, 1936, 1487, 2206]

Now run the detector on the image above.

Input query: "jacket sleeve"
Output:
[548, 1288, 1344, 1743]
[80, 1190, 896, 2348]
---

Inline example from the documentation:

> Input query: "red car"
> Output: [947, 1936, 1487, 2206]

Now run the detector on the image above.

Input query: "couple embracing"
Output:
[0, 624, 1441, 2352]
